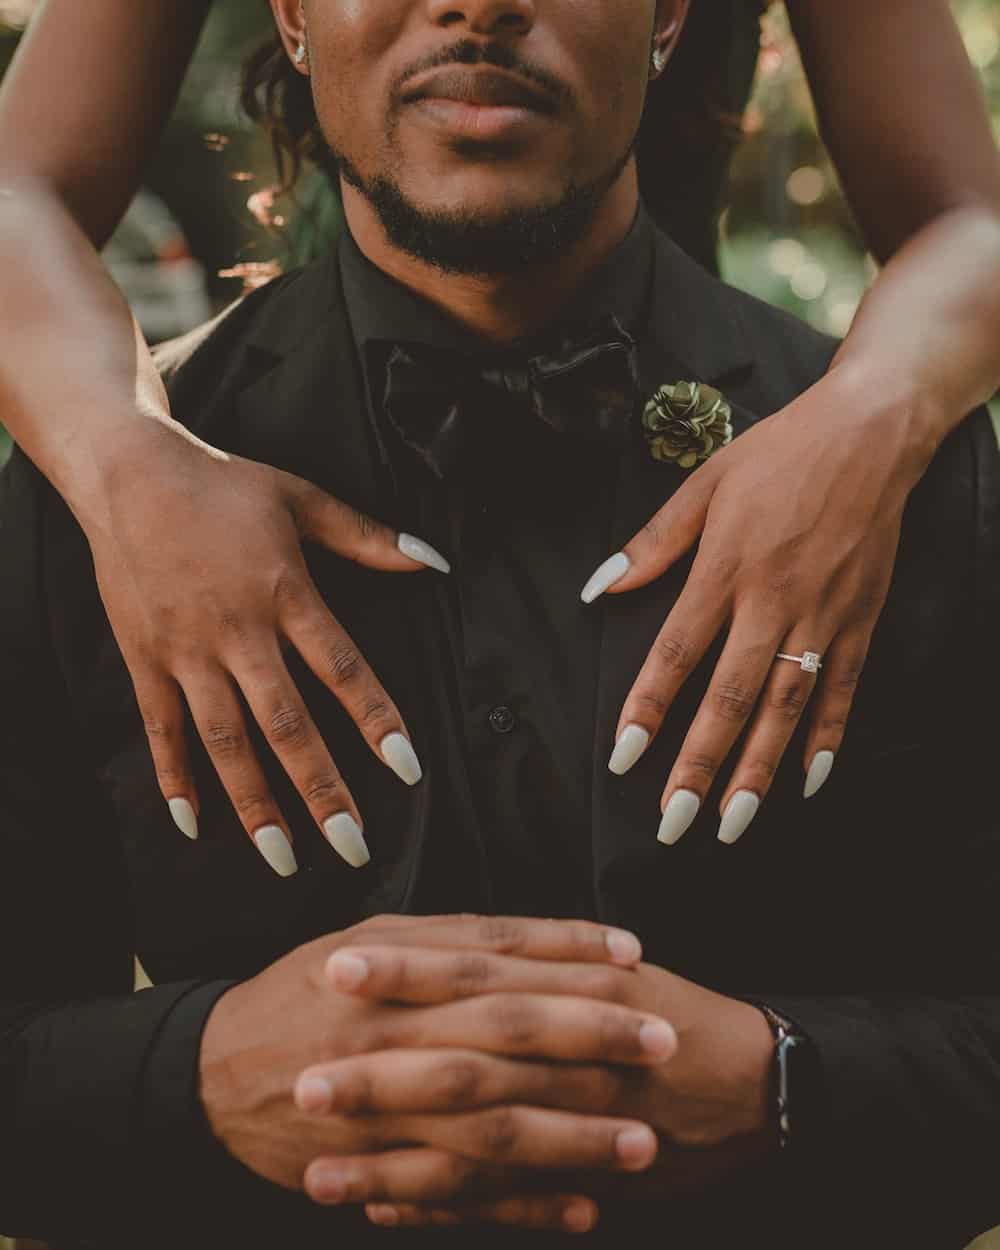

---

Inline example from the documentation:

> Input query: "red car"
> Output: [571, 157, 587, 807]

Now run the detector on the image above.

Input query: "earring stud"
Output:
[651, 46, 667, 75]
[294, 42, 307, 65]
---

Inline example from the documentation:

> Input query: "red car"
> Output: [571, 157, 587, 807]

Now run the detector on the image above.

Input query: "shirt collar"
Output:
[339, 206, 655, 408]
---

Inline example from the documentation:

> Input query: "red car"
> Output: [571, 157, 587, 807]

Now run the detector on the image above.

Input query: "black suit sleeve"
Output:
[0, 450, 233, 1242]
[755, 415, 1000, 1248]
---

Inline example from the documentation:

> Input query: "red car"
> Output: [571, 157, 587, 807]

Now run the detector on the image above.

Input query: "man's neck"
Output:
[342, 167, 640, 345]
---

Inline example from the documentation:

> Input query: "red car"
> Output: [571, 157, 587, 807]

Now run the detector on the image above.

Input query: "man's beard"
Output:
[334, 142, 635, 277]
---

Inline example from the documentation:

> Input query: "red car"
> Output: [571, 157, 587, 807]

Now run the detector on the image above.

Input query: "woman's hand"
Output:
[582, 366, 945, 845]
[82, 427, 449, 876]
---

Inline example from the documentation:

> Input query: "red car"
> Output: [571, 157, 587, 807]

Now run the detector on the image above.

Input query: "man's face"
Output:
[275, 0, 678, 272]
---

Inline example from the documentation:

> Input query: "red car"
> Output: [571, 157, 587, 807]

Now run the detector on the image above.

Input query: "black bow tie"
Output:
[376, 316, 640, 479]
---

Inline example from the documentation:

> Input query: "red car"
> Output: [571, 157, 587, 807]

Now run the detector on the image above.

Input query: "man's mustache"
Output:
[394, 39, 571, 111]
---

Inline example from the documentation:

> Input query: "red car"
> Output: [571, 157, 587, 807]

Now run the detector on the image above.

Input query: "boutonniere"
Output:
[642, 381, 733, 469]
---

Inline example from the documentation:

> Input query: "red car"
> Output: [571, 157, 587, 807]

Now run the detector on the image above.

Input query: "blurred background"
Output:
[0, 1, 998, 461]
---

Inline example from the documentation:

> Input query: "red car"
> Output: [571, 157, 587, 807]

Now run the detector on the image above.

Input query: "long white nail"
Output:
[657, 790, 700, 845]
[804, 749, 835, 799]
[718, 791, 760, 845]
[581, 552, 631, 604]
[380, 732, 423, 786]
[398, 533, 450, 575]
[609, 724, 650, 776]
[323, 813, 371, 868]
[168, 797, 199, 841]
[253, 825, 298, 876]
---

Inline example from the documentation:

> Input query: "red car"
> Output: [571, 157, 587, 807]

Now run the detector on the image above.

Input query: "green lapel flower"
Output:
[642, 381, 733, 469]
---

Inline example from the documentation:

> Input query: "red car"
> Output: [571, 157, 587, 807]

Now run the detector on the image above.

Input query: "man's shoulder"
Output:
[648, 226, 840, 411]
[162, 255, 347, 431]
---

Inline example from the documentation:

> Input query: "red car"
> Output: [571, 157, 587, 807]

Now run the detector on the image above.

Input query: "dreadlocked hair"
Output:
[241, 35, 333, 193]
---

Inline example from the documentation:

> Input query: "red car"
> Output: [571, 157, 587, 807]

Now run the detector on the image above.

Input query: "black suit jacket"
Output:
[1, 230, 999, 1249]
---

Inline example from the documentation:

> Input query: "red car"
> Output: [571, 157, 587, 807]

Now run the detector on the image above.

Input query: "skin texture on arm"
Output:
[789, 0, 1000, 417]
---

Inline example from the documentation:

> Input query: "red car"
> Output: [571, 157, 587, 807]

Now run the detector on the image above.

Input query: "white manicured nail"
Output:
[323, 813, 371, 869]
[657, 789, 700, 845]
[380, 732, 423, 786]
[581, 552, 631, 604]
[168, 797, 198, 841]
[804, 750, 835, 799]
[398, 533, 450, 574]
[608, 724, 650, 776]
[718, 791, 760, 845]
[253, 825, 298, 876]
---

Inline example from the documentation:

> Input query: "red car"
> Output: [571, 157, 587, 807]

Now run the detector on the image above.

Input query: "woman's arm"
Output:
[0, 0, 211, 506]
[593, 0, 1000, 844]
[788, 0, 1000, 420]
[0, 3, 441, 873]
[0, 0, 211, 245]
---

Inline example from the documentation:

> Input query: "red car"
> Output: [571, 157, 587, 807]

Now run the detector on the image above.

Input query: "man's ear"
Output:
[270, 0, 309, 74]
[651, 0, 691, 78]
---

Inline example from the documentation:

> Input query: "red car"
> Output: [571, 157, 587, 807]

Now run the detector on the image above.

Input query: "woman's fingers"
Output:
[279, 582, 424, 789]
[295, 1048, 625, 1119]
[288, 475, 450, 575]
[713, 627, 832, 842]
[608, 579, 727, 777]
[132, 663, 199, 840]
[367, 1195, 599, 1234]
[580, 470, 714, 604]
[654, 617, 786, 845]
[802, 627, 875, 798]
[182, 667, 298, 876]
[228, 641, 370, 868]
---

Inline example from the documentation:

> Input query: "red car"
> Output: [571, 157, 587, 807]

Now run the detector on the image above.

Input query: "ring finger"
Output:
[714, 625, 832, 844]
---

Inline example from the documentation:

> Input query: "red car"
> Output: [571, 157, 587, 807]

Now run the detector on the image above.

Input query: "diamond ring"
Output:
[776, 651, 823, 674]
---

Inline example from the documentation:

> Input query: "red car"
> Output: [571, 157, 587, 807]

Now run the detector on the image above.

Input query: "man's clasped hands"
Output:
[200, 914, 777, 1233]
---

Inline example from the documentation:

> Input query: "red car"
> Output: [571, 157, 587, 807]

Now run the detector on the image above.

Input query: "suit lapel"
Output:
[590, 231, 760, 931]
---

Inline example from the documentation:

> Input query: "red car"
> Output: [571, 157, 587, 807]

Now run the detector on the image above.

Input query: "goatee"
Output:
[334, 144, 635, 276]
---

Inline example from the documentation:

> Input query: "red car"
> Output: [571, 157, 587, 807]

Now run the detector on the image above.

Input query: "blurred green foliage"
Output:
[722, 2, 1000, 333]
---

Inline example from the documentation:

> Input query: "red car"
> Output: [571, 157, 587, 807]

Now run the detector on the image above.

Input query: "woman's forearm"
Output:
[830, 205, 1000, 448]
[0, 0, 210, 247]
[0, 183, 189, 527]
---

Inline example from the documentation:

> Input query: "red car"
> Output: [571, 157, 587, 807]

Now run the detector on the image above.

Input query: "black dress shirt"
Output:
[339, 215, 654, 919]
[1, 218, 999, 1250]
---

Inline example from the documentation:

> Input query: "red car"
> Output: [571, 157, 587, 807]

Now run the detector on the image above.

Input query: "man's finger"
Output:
[381, 993, 677, 1066]
[132, 663, 199, 841]
[580, 470, 714, 604]
[324, 945, 637, 1005]
[366, 1195, 599, 1234]
[280, 584, 424, 790]
[387, 1106, 658, 1172]
[182, 666, 298, 876]
[337, 915, 643, 968]
[289, 476, 450, 575]
[304, 1148, 493, 1206]
[295, 1048, 627, 1117]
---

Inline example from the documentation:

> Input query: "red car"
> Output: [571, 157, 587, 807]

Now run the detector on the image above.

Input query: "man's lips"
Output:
[401, 66, 557, 115]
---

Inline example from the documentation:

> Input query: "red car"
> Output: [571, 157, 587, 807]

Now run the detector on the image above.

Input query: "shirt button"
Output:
[488, 706, 516, 735]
